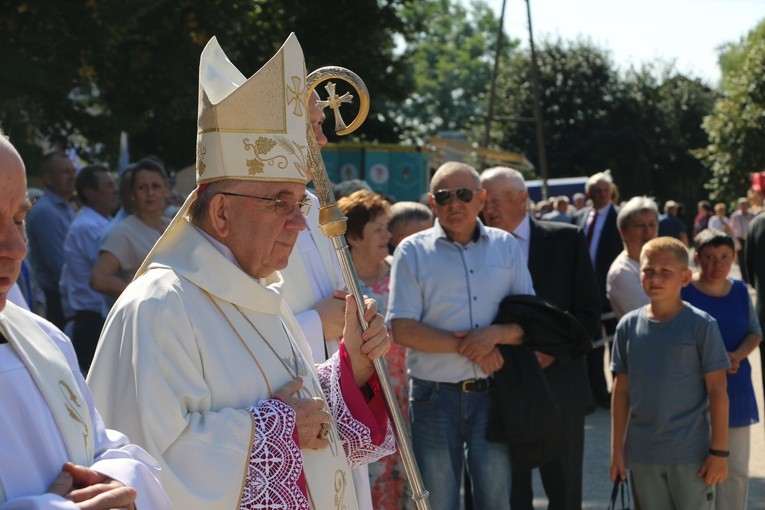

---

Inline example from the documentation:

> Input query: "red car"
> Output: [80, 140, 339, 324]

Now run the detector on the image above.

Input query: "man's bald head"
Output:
[0, 135, 31, 310]
[430, 162, 481, 193]
[480, 166, 526, 192]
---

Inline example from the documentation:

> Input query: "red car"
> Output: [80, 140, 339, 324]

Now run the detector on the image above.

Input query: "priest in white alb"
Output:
[0, 135, 170, 509]
[87, 33, 395, 509]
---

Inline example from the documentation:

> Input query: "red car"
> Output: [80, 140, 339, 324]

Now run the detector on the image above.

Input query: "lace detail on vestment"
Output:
[317, 353, 396, 469]
[242, 400, 309, 510]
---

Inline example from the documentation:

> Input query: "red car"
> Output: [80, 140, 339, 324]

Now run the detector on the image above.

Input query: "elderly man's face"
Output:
[222, 180, 308, 279]
[481, 177, 528, 233]
[0, 143, 29, 310]
[588, 180, 612, 209]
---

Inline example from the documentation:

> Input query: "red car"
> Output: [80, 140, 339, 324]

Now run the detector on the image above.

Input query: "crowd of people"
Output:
[2, 31, 765, 510]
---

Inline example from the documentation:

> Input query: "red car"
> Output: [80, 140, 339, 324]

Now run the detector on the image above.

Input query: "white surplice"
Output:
[88, 219, 394, 510]
[0, 303, 169, 509]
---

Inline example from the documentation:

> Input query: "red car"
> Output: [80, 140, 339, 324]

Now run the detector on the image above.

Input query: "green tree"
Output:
[696, 29, 765, 203]
[611, 67, 715, 211]
[493, 38, 622, 180]
[0, 0, 412, 174]
[717, 19, 765, 92]
[390, 0, 515, 144]
[493, 39, 715, 209]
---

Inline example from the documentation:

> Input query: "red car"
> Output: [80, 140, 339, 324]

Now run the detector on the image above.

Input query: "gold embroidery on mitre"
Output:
[59, 381, 90, 452]
[197, 142, 207, 176]
[287, 75, 306, 116]
[334, 470, 348, 509]
[193, 35, 309, 184]
[243, 136, 307, 177]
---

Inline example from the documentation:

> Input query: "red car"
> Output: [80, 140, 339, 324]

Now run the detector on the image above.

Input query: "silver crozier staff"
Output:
[306, 67, 431, 509]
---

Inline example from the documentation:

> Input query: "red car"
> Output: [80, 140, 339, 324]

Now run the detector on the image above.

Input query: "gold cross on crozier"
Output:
[316, 81, 354, 132]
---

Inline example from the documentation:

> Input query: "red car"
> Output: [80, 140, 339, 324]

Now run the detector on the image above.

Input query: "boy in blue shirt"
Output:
[610, 236, 730, 509]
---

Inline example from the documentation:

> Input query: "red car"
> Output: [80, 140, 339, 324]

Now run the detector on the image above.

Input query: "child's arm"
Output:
[610, 372, 630, 483]
[698, 369, 728, 485]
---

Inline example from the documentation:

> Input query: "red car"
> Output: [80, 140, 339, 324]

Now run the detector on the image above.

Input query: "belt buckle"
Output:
[461, 379, 476, 392]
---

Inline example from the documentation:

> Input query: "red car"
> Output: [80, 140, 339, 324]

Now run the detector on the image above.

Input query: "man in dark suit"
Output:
[482, 167, 600, 510]
[746, 212, 765, 393]
[571, 171, 622, 409]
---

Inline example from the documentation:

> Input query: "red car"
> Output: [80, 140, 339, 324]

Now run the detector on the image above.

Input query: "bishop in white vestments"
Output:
[0, 134, 170, 509]
[88, 34, 395, 510]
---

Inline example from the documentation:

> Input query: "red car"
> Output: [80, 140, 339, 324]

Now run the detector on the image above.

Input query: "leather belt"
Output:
[439, 378, 493, 393]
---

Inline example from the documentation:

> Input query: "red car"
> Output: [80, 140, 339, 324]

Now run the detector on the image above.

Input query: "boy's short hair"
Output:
[694, 229, 735, 254]
[640, 236, 689, 269]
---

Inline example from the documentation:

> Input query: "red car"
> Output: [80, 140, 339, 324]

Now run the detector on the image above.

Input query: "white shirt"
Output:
[606, 251, 648, 318]
[511, 214, 532, 265]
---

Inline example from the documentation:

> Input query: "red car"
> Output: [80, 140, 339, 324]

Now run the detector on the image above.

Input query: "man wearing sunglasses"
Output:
[387, 162, 534, 510]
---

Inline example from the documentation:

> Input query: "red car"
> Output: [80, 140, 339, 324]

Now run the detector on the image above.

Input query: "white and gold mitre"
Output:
[134, 34, 310, 279]
[196, 33, 309, 185]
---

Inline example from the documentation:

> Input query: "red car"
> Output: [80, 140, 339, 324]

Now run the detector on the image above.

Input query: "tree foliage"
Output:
[492, 39, 715, 210]
[390, 0, 515, 144]
[493, 39, 623, 177]
[696, 27, 765, 202]
[0, 0, 412, 175]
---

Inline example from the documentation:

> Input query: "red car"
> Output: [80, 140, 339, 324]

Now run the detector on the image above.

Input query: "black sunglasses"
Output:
[433, 187, 479, 206]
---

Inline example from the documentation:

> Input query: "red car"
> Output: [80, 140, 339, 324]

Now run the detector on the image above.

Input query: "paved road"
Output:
[530, 262, 765, 509]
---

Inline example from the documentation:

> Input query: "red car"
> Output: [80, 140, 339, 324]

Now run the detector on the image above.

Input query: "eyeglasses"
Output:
[433, 187, 480, 206]
[218, 192, 312, 216]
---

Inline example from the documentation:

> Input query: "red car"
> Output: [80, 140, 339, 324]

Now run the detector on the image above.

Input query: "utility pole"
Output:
[525, 0, 550, 199]
[482, 0, 508, 150]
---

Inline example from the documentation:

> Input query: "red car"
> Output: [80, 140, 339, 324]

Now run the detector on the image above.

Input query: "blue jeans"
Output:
[410, 377, 511, 510]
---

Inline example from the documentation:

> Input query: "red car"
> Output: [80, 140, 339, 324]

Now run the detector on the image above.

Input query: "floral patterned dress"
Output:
[362, 267, 414, 510]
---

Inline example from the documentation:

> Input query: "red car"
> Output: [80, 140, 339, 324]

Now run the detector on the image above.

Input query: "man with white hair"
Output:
[0, 135, 170, 509]
[481, 166, 599, 510]
[572, 171, 622, 409]
[88, 34, 394, 509]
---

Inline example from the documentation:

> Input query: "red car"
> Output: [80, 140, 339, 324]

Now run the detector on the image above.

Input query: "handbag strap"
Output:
[608, 477, 631, 510]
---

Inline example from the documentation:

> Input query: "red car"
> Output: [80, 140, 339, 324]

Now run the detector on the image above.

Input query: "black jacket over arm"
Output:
[528, 218, 600, 412]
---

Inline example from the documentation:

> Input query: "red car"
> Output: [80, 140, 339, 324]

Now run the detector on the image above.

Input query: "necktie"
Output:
[586, 209, 598, 247]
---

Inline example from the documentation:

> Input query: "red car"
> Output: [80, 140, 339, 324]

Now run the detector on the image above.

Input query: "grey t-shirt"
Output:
[611, 304, 730, 464]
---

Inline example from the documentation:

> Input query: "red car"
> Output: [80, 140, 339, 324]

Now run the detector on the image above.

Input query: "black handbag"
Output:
[608, 477, 631, 510]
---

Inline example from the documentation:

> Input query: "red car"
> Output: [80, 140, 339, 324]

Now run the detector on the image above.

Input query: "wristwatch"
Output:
[708, 448, 730, 457]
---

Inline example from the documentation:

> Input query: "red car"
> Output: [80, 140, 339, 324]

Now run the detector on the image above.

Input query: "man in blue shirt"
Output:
[62, 164, 118, 372]
[387, 162, 534, 510]
[26, 151, 76, 328]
